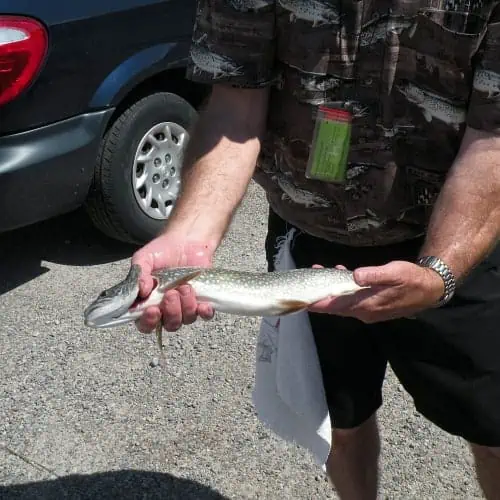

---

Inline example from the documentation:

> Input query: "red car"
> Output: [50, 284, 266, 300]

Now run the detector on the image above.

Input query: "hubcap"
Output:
[132, 122, 189, 220]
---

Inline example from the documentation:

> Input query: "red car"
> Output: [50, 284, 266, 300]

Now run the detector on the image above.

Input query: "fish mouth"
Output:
[84, 314, 137, 329]
[84, 278, 161, 328]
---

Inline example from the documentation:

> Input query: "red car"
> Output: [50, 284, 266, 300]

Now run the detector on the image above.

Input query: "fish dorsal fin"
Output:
[278, 299, 310, 315]
[161, 269, 203, 291]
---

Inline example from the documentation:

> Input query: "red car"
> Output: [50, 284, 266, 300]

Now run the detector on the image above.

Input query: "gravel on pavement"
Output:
[0, 182, 482, 499]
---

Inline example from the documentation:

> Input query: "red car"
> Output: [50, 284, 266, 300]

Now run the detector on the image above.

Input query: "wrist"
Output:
[416, 255, 457, 306]
[162, 206, 230, 252]
[160, 224, 219, 257]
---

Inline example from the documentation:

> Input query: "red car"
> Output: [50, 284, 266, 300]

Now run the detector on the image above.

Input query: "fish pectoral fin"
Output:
[155, 322, 166, 365]
[278, 299, 310, 315]
[155, 322, 163, 351]
[163, 270, 203, 291]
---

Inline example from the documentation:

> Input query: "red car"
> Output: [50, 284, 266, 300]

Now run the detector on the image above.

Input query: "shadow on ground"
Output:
[0, 209, 138, 295]
[0, 469, 230, 499]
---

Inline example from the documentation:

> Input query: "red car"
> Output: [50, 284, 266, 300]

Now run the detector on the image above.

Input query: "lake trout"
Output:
[83, 264, 367, 357]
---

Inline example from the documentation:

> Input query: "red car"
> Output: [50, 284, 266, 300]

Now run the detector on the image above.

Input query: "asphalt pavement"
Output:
[0, 182, 483, 499]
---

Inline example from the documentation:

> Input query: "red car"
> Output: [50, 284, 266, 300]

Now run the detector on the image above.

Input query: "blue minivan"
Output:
[0, 0, 208, 244]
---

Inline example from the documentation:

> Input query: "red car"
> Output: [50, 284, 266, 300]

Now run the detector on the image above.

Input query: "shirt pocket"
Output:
[401, 8, 488, 70]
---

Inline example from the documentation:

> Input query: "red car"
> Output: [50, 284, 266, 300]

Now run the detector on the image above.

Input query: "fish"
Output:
[278, 0, 341, 26]
[396, 83, 466, 130]
[293, 74, 343, 104]
[274, 174, 333, 208]
[472, 68, 500, 98]
[359, 17, 414, 47]
[190, 40, 243, 79]
[84, 265, 367, 354]
[226, 0, 274, 11]
[346, 215, 383, 232]
[300, 74, 342, 92]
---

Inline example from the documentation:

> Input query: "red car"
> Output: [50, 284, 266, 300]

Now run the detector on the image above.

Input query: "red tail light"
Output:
[0, 16, 48, 107]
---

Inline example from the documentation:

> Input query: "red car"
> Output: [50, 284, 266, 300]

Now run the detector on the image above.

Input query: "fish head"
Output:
[83, 264, 142, 328]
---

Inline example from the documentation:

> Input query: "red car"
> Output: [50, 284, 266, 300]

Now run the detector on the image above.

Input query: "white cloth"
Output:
[252, 228, 332, 469]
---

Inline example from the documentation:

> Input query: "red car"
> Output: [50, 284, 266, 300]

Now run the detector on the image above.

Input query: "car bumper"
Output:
[0, 109, 114, 232]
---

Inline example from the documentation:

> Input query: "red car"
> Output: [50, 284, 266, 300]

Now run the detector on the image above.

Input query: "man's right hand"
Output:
[131, 234, 216, 334]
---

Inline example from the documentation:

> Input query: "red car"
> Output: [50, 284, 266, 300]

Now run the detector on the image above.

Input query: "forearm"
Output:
[163, 85, 269, 248]
[419, 127, 500, 281]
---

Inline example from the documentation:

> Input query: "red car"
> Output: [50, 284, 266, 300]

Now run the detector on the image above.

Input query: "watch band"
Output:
[416, 255, 456, 306]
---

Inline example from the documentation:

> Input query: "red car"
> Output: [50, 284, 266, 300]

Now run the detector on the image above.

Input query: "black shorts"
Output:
[265, 209, 500, 446]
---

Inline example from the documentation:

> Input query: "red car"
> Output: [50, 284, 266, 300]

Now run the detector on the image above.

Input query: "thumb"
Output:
[131, 255, 154, 298]
[354, 262, 403, 287]
[138, 272, 154, 298]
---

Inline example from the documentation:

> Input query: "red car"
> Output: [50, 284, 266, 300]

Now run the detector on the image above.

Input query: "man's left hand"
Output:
[308, 261, 446, 323]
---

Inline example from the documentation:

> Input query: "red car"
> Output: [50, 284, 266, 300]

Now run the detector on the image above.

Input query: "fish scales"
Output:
[155, 267, 361, 316]
[84, 265, 367, 329]
[84, 265, 368, 362]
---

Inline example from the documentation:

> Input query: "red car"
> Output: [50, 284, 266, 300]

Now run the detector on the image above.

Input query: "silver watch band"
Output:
[416, 255, 456, 306]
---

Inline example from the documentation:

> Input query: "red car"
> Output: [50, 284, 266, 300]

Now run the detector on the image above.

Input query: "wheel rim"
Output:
[132, 121, 189, 220]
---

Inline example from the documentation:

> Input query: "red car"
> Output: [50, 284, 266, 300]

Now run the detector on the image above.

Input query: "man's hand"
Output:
[308, 261, 445, 323]
[131, 234, 215, 333]
[128, 86, 268, 336]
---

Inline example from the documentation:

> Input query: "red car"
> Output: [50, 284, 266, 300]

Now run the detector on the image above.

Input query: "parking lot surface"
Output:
[0, 182, 482, 499]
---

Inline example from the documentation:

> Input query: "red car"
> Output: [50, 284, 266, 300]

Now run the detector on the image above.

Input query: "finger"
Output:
[138, 274, 155, 298]
[354, 261, 406, 287]
[161, 290, 183, 332]
[308, 287, 378, 315]
[335, 264, 348, 270]
[198, 303, 215, 320]
[178, 285, 198, 325]
[135, 307, 161, 334]
[312, 264, 324, 269]
[308, 294, 357, 315]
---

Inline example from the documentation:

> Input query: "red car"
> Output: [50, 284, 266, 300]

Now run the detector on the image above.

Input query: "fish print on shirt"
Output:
[272, 173, 332, 208]
[190, 35, 244, 79]
[187, 0, 499, 246]
[396, 83, 466, 131]
[226, 0, 274, 11]
[473, 68, 500, 98]
[344, 101, 370, 119]
[300, 74, 342, 92]
[346, 215, 383, 232]
[292, 74, 344, 104]
[359, 17, 415, 47]
[278, 0, 341, 26]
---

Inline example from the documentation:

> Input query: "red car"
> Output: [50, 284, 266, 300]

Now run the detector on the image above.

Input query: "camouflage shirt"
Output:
[186, 0, 500, 246]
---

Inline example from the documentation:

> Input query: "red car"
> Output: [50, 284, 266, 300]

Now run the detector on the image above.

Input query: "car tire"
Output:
[85, 91, 198, 245]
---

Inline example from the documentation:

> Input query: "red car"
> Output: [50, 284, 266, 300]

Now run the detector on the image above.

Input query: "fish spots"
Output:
[278, 0, 341, 26]
[190, 34, 244, 80]
[226, 0, 274, 11]
[396, 83, 466, 130]
[473, 68, 500, 98]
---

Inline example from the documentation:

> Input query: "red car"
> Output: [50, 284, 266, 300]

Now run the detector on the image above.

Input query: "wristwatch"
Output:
[416, 255, 456, 307]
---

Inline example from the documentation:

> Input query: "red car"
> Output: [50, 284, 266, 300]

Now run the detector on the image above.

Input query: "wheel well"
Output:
[104, 68, 211, 133]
